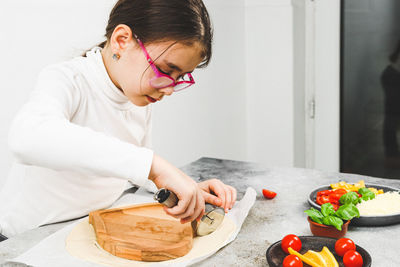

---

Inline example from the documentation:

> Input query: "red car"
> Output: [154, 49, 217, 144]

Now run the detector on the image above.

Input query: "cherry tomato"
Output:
[262, 189, 277, 199]
[317, 189, 333, 197]
[283, 254, 303, 267]
[335, 238, 356, 257]
[281, 234, 302, 254]
[343, 250, 363, 267]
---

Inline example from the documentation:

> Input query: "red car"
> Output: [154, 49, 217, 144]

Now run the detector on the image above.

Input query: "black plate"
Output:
[266, 236, 371, 267]
[308, 183, 400, 226]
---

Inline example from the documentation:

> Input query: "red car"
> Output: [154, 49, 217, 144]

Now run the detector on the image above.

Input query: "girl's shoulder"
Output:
[33, 55, 95, 106]
[39, 55, 90, 82]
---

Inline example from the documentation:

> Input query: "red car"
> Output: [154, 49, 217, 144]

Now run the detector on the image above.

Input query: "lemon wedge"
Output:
[320, 246, 339, 267]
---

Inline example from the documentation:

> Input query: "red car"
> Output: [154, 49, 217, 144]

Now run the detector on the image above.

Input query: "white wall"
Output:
[0, 0, 295, 188]
[153, 0, 247, 167]
[156, 0, 295, 168]
[0, 0, 114, 189]
[245, 0, 294, 167]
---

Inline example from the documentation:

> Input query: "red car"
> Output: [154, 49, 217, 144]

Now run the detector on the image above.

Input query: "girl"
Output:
[0, 0, 236, 239]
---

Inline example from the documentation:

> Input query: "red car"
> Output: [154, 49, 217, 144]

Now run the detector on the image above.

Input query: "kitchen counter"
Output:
[1, 157, 400, 266]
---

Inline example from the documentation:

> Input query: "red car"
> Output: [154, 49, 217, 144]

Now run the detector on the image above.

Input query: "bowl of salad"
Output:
[305, 201, 359, 238]
[308, 180, 400, 226]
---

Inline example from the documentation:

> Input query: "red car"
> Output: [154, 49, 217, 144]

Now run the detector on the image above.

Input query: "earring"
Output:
[112, 53, 120, 61]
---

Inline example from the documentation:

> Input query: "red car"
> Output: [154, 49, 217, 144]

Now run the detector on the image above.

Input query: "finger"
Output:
[196, 206, 205, 222]
[165, 191, 192, 216]
[201, 191, 222, 207]
[176, 191, 196, 219]
[224, 186, 232, 212]
[208, 181, 226, 209]
[181, 190, 203, 223]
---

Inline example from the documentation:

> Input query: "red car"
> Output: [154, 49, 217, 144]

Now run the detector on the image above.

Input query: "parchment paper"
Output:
[8, 187, 256, 267]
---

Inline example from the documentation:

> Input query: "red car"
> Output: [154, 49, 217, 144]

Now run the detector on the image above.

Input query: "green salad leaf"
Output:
[339, 191, 360, 205]
[335, 203, 360, 220]
[322, 215, 343, 231]
[304, 208, 324, 224]
[358, 187, 375, 201]
[321, 203, 336, 217]
[305, 202, 360, 231]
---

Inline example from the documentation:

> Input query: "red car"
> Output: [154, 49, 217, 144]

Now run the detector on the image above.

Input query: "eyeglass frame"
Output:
[133, 33, 195, 92]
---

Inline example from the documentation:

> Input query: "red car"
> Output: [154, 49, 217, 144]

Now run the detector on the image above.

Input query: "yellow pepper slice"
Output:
[330, 180, 383, 194]
[288, 246, 339, 267]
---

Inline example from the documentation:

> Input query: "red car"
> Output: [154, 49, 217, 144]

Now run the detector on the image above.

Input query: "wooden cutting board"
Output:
[88, 203, 193, 262]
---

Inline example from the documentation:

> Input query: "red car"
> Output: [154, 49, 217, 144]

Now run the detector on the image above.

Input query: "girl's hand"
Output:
[197, 179, 237, 213]
[149, 154, 205, 224]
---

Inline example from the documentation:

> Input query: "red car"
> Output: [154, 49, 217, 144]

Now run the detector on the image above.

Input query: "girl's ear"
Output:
[110, 24, 134, 55]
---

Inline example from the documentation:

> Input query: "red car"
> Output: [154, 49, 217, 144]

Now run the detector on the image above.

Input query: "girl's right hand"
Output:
[148, 154, 205, 224]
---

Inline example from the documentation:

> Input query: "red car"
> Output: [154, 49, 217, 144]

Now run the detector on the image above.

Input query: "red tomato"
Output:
[329, 193, 342, 204]
[283, 255, 303, 267]
[317, 189, 333, 197]
[329, 189, 346, 202]
[331, 203, 340, 211]
[281, 234, 302, 254]
[316, 195, 330, 205]
[333, 189, 348, 195]
[335, 238, 356, 257]
[343, 250, 363, 267]
[262, 189, 277, 199]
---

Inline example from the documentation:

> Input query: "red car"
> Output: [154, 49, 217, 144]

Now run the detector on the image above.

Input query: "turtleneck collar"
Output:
[86, 47, 135, 110]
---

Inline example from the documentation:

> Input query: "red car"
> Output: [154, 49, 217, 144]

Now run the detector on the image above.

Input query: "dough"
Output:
[66, 216, 236, 266]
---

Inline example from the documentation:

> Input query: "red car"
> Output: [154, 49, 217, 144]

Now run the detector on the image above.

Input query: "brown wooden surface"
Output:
[88, 203, 193, 262]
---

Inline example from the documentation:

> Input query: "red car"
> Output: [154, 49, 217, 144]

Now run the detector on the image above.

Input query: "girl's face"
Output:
[103, 26, 205, 106]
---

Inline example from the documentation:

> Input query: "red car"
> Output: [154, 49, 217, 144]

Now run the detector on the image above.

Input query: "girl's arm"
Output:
[8, 66, 153, 187]
[148, 154, 205, 223]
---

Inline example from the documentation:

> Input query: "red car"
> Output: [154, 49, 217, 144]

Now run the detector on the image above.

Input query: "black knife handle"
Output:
[154, 188, 178, 208]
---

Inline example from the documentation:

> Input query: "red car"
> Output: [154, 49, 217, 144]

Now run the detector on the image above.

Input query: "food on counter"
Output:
[262, 188, 277, 199]
[281, 234, 302, 254]
[316, 179, 386, 211]
[331, 180, 365, 192]
[283, 254, 303, 267]
[316, 189, 347, 210]
[305, 202, 359, 230]
[288, 246, 338, 267]
[335, 238, 356, 257]
[330, 180, 384, 194]
[356, 191, 400, 215]
[276, 236, 365, 267]
[343, 250, 363, 267]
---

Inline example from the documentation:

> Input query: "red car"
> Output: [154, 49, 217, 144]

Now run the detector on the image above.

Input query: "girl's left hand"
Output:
[197, 179, 237, 213]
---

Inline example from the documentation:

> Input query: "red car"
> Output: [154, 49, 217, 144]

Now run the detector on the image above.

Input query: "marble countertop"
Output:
[1, 157, 400, 266]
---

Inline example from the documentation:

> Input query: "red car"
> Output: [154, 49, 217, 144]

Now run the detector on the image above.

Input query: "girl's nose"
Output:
[160, 86, 174, 96]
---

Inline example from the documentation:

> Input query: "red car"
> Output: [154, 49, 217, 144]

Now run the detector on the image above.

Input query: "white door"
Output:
[292, 0, 340, 172]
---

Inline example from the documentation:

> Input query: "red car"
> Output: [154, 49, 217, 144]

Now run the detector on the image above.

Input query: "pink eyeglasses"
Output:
[134, 34, 195, 92]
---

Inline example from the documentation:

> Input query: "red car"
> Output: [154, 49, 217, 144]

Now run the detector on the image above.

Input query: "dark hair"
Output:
[88, 0, 213, 68]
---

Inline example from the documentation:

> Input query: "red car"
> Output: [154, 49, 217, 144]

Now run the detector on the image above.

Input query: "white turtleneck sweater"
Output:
[0, 48, 155, 237]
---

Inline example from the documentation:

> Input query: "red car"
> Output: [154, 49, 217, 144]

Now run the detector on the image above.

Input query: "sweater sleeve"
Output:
[8, 66, 153, 187]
